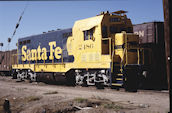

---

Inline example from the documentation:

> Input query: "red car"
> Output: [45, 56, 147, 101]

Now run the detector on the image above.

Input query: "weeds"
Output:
[103, 103, 124, 110]
[74, 97, 88, 103]
[91, 95, 109, 101]
[25, 96, 41, 102]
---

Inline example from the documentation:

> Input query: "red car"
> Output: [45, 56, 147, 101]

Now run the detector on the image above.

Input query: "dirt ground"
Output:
[0, 76, 169, 113]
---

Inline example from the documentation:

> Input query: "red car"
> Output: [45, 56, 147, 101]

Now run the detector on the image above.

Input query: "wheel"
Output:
[95, 82, 104, 89]
[12, 70, 17, 79]
[81, 77, 88, 87]
[66, 70, 76, 86]
[16, 71, 24, 82]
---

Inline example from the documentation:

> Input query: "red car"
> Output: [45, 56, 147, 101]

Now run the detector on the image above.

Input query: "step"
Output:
[116, 78, 123, 81]
[111, 83, 123, 87]
[116, 81, 123, 84]
[116, 73, 123, 76]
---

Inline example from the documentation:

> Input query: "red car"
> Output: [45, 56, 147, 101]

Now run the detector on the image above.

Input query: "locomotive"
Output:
[11, 10, 145, 91]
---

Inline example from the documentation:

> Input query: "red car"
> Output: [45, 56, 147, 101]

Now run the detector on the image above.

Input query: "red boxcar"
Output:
[0, 49, 17, 75]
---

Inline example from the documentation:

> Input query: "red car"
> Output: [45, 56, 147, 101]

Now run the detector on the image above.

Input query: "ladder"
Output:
[111, 65, 125, 88]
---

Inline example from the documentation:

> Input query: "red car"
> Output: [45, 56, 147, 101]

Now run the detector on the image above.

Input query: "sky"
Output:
[0, 0, 164, 51]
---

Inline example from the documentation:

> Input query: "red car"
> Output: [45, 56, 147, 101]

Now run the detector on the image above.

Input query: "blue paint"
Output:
[18, 28, 74, 64]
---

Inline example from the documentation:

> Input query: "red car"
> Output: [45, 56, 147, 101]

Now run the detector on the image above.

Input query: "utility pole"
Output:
[163, 0, 171, 112]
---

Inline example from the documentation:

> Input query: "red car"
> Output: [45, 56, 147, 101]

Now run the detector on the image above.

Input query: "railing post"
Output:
[17, 54, 18, 65]
[111, 38, 115, 73]
[61, 50, 63, 64]
[137, 49, 140, 65]
[109, 38, 111, 56]
[17, 54, 18, 67]
[142, 49, 144, 65]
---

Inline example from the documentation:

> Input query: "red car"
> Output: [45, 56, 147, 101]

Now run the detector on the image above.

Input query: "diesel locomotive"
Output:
[11, 10, 146, 91]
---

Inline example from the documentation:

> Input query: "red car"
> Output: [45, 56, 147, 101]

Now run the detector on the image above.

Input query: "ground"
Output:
[0, 76, 169, 113]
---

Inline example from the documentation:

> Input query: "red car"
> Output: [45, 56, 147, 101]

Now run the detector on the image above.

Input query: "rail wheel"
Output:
[66, 70, 76, 86]
[81, 77, 88, 87]
[95, 82, 104, 89]
[16, 70, 24, 81]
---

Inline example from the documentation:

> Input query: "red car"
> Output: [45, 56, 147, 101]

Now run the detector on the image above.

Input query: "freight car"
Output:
[11, 10, 145, 91]
[133, 22, 168, 89]
[0, 49, 17, 76]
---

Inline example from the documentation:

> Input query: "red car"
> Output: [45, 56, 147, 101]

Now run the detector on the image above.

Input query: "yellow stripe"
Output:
[111, 83, 122, 86]
[117, 73, 123, 76]
[116, 78, 123, 81]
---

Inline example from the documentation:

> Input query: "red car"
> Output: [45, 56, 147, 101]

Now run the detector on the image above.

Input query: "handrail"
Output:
[137, 48, 140, 65]
[111, 39, 115, 73]
[102, 37, 111, 40]
[120, 48, 126, 71]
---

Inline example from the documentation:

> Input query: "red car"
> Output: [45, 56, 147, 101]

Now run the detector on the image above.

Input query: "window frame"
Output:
[102, 25, 108, 38]
[83, 28, 94, 41]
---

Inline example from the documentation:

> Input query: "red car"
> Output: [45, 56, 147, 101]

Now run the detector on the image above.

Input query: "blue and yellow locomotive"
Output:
[12, 10, 144, 91]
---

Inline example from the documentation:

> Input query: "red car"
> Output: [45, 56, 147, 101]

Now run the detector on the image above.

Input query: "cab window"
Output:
[102, 25, 108, 38]
[84, 28, 94, 40]
[109, 17, 120, 22]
